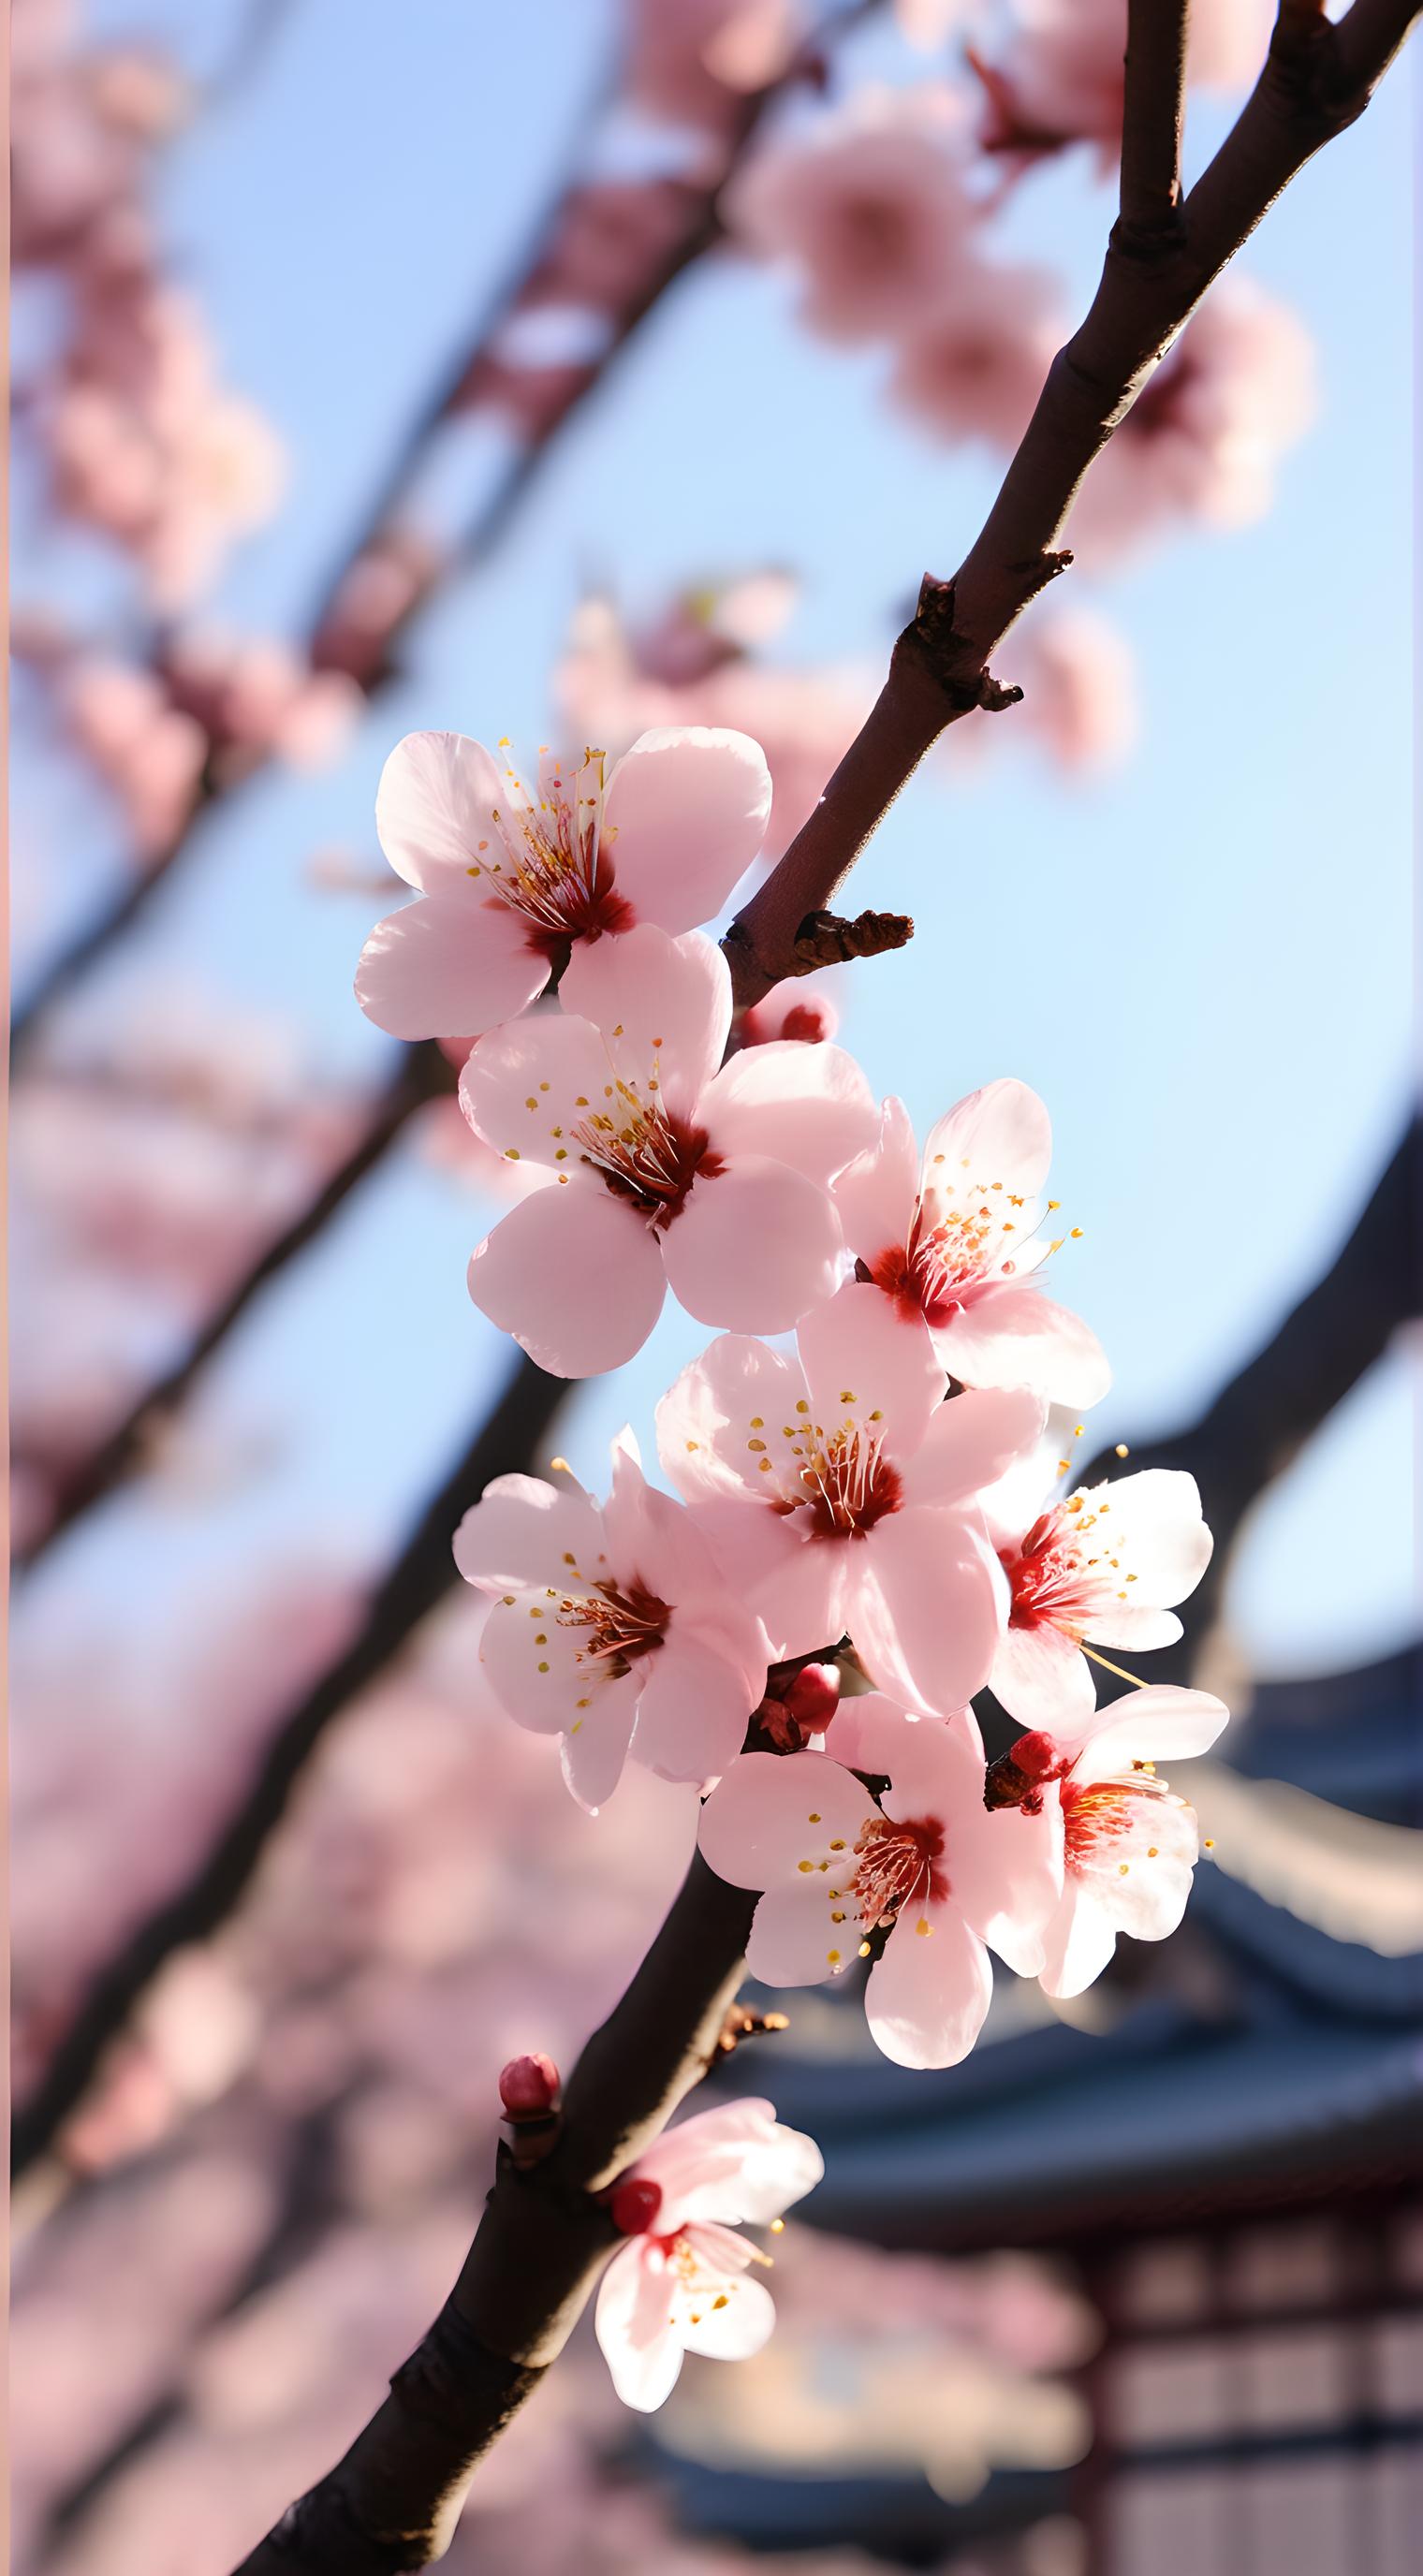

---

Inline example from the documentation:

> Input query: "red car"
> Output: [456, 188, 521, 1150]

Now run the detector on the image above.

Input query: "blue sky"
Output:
[16, 2, 1416, 1684]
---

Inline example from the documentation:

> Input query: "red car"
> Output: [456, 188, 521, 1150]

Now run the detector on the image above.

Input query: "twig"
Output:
[1117, 0, 1192, 249]
[723, 0, 1421, 1005]
[11, 1349, 569, 2176]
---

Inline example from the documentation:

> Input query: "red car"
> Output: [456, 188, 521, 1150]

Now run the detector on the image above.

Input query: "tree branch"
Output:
[1117, 0, 1192, 247]
[11, 1348, 570, 2177]
[14, 1040, 454, 1570]
[11, 6, 875, 1056]
[724, 0, 1421, 1006]
[230, 1855, 757, 2575]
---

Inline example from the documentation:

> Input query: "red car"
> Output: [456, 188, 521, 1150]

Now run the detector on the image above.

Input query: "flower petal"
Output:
[560, 1681, 641, 1812]
[865, 1900, 993, 2070]
[467, 1184, 666, 1376]
[747, 1886, 847, 1986]
[595, 2241, 684, 2412]
[663, 1158, 844, 1334]
[1067, 1683, 1230, 1782]
[355, 893, 549, 1040]
[632, 1628, 762, 1785]
[559, 922, 729, 1117]
[678, 2271, 777, 2361]
[602, 725, 771, 932]
[479, 1585, 633, 1740]
[832, 1096, 920, 1264]
[1036, 1885, 1121, 2000]
[900, 1385, 1048, 1510]
[460, 1009, 622, 1172]
[642, 2100, 822, 2228]
[990, 1619, 1096, 1726]
[931, 1283, 1111, 1410]
[656, 1335, 809, 1506]
[1078, 1470, 1213, 1611]
[701, 1042, 877, 1184]
[850, 1507, 1007, 1714]
[698, 1749, 869, 1889]
[374, 730, 505, 894]
[452, 1472, 606, 1595]
[921, 1077, 1053, 1205]
[797, 1281, 946, 1461]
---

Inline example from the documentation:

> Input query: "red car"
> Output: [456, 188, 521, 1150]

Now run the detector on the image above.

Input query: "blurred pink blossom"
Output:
[1007, 608, 1138, 774]
[555, 592, 875, 864]
[973, 0, 1273, 164]
[47, 278, 286, 607]
[741, 972, 841, 1046]
[625, 0, 805, 134]
[60, 657, 207, 856]
[1066, 283, 1316, 564]
[889, 258, 1064, 450]
[163, 630, 362, 771]
[726, 89, 979, 343]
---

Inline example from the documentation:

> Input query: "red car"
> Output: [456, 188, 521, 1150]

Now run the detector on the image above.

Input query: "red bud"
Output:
[498, 2053, 561, 2118]
[609, 2175, 664, 2236]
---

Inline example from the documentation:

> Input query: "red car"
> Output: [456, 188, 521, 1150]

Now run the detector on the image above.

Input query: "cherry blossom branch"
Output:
[14, 1039, 454, 1570]
[11, 1349, 569, 2178]
[12, 4, 875, 1055]
[723, 0, 1421, 1007]
[1118, 0, 1192, 247]
[230, 1856, 758, 2575]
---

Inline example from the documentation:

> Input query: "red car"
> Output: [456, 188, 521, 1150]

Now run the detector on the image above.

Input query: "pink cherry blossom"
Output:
[985, 1684, 1229, 1994]
[973, 0, 1272, 164]
[1066, 283, 1315, 565]
[725, 94, 978, 344]
[741, 973, 841, 1047]
[697, 1699, 1061, 2068]
[554, 592, 875, 867]
[987, 1467, 1212, 1724]
[834, 1080, 1109, 1409]
[461, 926, 876, 1375]
[594, 2098, 822, 2412]
[356, 724, 772, 1042]
[658, 1281, 1044, 1710]
[1008, 607, 1139, 774]
[451, 1432, 769, 1809]
[889, 259, 1064, 451]
[625, 0, 805, 135]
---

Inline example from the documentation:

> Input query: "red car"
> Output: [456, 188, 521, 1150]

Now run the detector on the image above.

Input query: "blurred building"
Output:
[653, 1647, 1423, 2575]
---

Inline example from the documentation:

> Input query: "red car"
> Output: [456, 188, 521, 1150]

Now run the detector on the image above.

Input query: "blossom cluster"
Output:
[358, 716, 1226, 2116]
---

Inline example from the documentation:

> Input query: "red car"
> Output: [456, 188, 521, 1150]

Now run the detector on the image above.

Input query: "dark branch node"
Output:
[792, 907, 914, 970]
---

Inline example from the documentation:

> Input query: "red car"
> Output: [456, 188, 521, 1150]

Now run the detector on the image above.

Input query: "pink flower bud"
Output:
[1011, 1730, 1062, 1782]
[609, 2174, 664, 2237]
[758, 1661, 841, 1750]
[498, 2053, 561, 2117]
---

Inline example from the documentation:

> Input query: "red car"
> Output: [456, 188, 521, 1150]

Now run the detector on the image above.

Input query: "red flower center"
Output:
[573, 1099, 724, 1227]
[789, 1424, 903, 1542]
[560, 1576, 670, 1678]
[851, 1812, 947, 1926]
[870, 1186, 1025, 1325]
[999, 1495, 1128, 1634]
